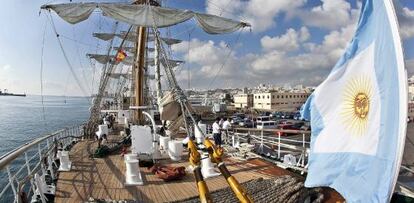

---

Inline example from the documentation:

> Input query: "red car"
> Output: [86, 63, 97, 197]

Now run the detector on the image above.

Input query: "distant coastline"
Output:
[0, 92, 26, 97]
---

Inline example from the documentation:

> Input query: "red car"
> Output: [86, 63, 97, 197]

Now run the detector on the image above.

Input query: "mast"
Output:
[132, 0, 160, 124]
[154, 34, 162, 104]
[133, 26, 146, 124]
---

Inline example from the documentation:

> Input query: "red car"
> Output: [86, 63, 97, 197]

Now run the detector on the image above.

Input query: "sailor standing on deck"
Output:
[222, 118, 231, 144]
[212, 117, 222, 147]
[219, 117, 224, 128]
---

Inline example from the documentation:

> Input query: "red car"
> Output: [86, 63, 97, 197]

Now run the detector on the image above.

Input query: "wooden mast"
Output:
[134, 26, 146, 124]
[132, 0, 160, 124]
[133, 0, 147, 124]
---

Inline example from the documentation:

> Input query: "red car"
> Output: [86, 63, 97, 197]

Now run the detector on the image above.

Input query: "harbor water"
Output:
[0, 95, 90, 200]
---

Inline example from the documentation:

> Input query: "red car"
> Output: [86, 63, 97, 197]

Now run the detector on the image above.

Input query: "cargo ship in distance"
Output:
[0, 89, 26, 97]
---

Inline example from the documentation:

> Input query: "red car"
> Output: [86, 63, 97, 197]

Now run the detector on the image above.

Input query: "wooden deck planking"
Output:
[54, 126, 344, 203]
[55, 138, 274, 203]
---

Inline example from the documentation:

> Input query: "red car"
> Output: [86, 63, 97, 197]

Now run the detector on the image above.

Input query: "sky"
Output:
[0, 0, 413, 96]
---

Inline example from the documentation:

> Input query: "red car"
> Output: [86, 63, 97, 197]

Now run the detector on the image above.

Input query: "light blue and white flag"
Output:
[301, 0, 407, 202]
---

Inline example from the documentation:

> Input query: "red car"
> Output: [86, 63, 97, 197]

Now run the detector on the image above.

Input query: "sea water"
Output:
[0, 95, 90, 201]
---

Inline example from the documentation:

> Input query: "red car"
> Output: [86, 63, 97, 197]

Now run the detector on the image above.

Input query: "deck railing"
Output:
[229, 127, 311, 169]
[0, 124, 85, 203]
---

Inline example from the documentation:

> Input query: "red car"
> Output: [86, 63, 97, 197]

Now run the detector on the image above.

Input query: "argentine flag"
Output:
[301, 0, 408, 202]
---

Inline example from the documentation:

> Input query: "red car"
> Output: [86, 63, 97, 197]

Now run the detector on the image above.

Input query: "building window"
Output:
[272, 95, 274, 99]
[281, 95, 284, 99]
[290, 95, 292, 98]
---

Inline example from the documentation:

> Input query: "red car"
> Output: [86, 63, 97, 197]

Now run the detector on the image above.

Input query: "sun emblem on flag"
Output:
[341, 76, 373, 136]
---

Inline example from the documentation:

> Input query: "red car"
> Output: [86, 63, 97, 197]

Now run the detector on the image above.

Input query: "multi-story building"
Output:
[233, 93, 253, 108]
[409, 102, 414, 118]
[409, 85, 414, 101]
[253, 91, 310, 111]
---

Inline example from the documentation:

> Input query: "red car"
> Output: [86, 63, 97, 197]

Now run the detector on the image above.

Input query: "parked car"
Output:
[231, 117, 243, 125]
[233, 113, 245, 119]
[290, 122, 305, 130]
[300, 123, 311, 131]
[270, 111, 281, 119]
[275, 123, 295, 136]
[293, 112, 301, 120]
[286, 112, 295, 119]
[260, 112, 272, 116]
[239, 118, 254, 128]
[276, 120, 291, 125]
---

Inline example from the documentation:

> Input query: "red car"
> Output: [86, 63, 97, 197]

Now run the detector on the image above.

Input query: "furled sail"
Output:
[94, 32, 182, 45]
[113, 47, 155, 53]
[87, 54, 183, 67]
[92, 33, 116, 41]
[87, 54, 134, 65]
[108, 73, 131, 79]
[41, 3, 249, 34]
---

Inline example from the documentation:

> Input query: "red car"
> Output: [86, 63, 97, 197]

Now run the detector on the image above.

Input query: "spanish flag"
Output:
[115, 50, 127, 62]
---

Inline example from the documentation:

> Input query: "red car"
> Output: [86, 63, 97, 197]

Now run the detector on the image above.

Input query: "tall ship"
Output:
[0, 0, 413, 203]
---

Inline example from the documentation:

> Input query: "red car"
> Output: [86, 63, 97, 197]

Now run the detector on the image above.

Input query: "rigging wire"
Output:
[186, 30, 193, 89]
[206, 28, 243, 89]
[90, 15, 103, 96]
[72, 27, 92, 94]
[40, 15, 48, 122]
[47, 13, 90, 100]
[205, 0, 248, 21]
[59, 34, 97, 48]
[219, 0, 234, 16]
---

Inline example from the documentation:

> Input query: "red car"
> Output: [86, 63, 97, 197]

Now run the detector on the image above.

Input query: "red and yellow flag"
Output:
[115, 50, 127, 62]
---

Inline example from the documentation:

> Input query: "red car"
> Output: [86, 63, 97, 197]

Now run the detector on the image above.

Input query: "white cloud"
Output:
[206, 0, 306, 32]
[299, 26, 310, 42]
[2, 64, 11, 71]
[260, 26, 310, 52]
[295, 0, 360, 30]
[397, 6, 414, 39]
[171, 39, 250, 88]
[170, 22, 357, 89]
[407, 59, 414, 76]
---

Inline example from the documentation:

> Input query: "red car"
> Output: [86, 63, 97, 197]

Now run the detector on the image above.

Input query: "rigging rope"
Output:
[205, 0, 248, 21]
[186, 30, 193, 89]
[59, 34, 96, 48]
[47, 13, 90, 99]
[90, 15, 103, 96]
[86, 23, 133, 137]
[72, 27, 92, 94]
[206, 28, 243, 89]
[40, 16, 48, 121]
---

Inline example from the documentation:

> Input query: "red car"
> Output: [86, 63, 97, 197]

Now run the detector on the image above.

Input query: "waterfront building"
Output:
[409, 102, 414, 118]
[233, 93, 253, 108]
[253, 91, 310, 111]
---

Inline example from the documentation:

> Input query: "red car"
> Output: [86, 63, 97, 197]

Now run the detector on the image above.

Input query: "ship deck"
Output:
[54, 127, 343, 203]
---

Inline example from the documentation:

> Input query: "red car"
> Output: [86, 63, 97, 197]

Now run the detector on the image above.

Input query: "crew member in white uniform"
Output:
[212, 117, 222, 146]
[222, 118, 232, 144]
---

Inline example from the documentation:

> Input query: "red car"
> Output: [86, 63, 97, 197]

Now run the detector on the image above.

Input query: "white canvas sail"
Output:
[93, 32, 182, 45]
[87, 54, 183, 67]
[113, 47, 155, 53]
[41, 3, 249, 34]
